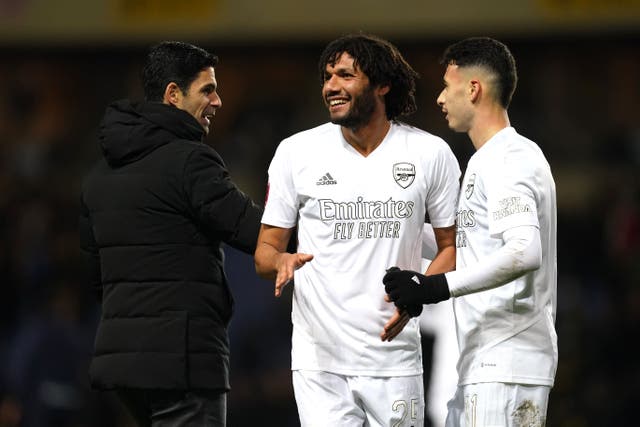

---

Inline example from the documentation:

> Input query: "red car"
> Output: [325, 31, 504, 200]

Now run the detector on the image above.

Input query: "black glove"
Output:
[383, 268, 451, 316]
[384, 267, 423, 317]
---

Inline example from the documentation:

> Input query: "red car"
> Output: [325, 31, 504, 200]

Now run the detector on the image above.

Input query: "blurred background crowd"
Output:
[0, 0, 638, 426]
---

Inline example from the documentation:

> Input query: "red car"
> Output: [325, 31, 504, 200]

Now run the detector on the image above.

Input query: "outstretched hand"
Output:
[274, 252, 313, 297]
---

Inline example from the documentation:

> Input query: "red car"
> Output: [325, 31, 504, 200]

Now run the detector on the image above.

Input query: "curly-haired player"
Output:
[255, 34, 461, 427]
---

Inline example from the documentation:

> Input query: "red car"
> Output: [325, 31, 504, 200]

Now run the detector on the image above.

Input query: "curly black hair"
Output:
[142, 41, 218, 102]
[318, 34, 419, 121]
[440, 37, 517, 108]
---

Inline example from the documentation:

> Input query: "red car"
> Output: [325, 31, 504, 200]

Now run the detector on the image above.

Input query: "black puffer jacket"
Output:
[79, 100, 262, 391]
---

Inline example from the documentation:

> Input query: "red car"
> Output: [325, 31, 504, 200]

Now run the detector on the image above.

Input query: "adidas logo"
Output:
[316, 172, 337, 185]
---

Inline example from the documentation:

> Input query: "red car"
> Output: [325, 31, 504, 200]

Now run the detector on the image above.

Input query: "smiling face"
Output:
[171, 67, 222, 135]
[322, 52, 381, 129]
[436, 63, 474, 133]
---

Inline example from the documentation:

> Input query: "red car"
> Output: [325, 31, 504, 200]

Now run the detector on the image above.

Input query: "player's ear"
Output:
[163, 82, 182, 106]
[469, 79, 480, 103]
[377, 84, 390, 96]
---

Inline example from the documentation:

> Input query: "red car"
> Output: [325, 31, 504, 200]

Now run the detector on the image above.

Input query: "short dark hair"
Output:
[440, 37, 517, 108]
[142, 41, 219, 102]
[318, 34, 419, 121]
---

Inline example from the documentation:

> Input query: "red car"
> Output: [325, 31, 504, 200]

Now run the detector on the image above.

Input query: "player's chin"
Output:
[448, 119, 469, 133]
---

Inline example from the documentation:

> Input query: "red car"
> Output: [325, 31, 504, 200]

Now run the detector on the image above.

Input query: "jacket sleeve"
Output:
[79, 193, 102, 301]
[184, 145, 263, 255]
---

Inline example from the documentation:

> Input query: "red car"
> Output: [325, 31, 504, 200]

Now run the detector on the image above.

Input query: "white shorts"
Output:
[445, 383, 550, 427]
[292, 370, 424, 427]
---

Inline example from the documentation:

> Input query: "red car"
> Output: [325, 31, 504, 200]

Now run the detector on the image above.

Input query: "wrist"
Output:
[427, 273, 451, 303]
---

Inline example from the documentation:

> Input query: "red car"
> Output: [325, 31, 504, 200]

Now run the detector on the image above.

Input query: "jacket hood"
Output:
[99, 100, 205, 167]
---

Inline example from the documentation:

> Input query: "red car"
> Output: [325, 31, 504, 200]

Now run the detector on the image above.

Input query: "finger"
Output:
[275, 278, 291, 297]
[274, 280, 282, 297]
[298, 253, 314, 265]
[380, 310, 408, 341]
[381, 311, 411, 341]
[380, 309, 400, 340]
[388, 315, 410, 341]
[381, 316, 409, 342]
[275, 269, 293, 297]
[275, 281, 281, 297]
[390, 309, 410, 329]
[382, 270, 400, 284]
[381, 310, 402, 335]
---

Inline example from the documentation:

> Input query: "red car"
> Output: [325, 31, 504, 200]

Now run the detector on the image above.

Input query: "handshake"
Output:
[383, 267, 451, 317]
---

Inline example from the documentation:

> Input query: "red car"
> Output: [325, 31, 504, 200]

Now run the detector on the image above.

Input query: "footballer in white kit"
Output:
[257, 33, 461, 427]
[384, 37, 559, 426]
[263, 121, 459, 374]
[262, 121, 459, 425]
[453, 127, 557, 389]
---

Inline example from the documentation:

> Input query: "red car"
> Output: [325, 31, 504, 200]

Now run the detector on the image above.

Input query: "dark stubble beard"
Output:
[329, 85, 377, 130]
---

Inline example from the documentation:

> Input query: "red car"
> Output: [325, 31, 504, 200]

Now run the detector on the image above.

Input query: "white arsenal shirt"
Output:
[262, 122, 460, 376]
[453, 127, 558, 386]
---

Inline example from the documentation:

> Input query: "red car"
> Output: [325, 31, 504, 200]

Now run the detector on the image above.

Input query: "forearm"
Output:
[425, 224, 456, 275]
[445, 225, 542, 297]
[254, 224, 294, 280]
[425, 244, 455, 275]
[254, 241, 285, 280]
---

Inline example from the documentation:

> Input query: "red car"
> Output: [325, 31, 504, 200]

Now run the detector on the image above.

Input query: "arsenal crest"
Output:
[465, 173, 476, 199]
[393, 163, 415, 188]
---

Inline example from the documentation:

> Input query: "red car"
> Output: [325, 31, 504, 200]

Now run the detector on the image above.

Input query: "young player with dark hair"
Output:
[384, 37, 558, 427]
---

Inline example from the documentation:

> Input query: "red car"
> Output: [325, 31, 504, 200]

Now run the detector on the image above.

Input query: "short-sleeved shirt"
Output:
[262, 122, 460, 376]
[454, 127, 558, 386]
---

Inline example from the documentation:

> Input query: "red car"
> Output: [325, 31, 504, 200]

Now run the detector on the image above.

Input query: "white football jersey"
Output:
[262, 122, 460, 376]
[454, 127, 558, 386]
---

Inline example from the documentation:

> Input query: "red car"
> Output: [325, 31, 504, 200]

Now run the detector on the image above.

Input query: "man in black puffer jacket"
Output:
[79, 41, 263, 427]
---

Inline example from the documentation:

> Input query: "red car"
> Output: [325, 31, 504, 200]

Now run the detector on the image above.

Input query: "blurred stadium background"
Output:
[0, 0, 638, 426]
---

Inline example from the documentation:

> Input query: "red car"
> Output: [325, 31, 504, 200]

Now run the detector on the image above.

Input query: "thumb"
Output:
[296, 253, 314, 266]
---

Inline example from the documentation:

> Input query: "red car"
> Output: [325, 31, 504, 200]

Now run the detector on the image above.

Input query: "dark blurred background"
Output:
[0, 0, 639, 426]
